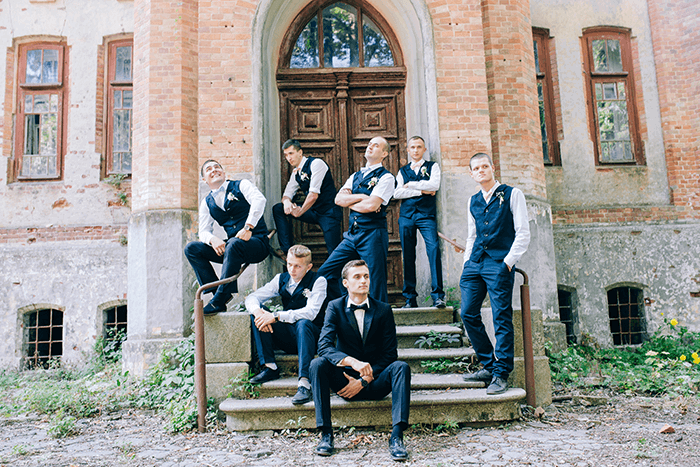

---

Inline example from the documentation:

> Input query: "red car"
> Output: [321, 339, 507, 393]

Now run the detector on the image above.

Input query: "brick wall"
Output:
[0, 225, 128, 244]
[552, 205, 695, 225]
[647, 0, 700, 214]
[2, 47, 15, 183]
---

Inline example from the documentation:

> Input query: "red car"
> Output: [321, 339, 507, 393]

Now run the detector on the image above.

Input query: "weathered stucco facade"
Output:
[0, 0, 697, 369]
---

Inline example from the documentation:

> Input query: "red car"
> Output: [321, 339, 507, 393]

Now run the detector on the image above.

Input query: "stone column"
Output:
[122, 0, 200, 376]
[481, 0, 558, 317]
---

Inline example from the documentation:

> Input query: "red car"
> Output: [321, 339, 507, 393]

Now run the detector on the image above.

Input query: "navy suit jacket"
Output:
[317, 296, 398, 377]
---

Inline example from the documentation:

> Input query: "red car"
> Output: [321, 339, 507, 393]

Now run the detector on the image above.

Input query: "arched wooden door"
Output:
[277, 1, 407, 302]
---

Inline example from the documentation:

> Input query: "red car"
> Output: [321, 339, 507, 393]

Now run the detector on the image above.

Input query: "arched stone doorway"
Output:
[276, 1, 408, 300]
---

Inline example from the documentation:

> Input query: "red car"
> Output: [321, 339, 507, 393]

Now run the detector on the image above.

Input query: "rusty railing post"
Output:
[514, 268, 536, 407]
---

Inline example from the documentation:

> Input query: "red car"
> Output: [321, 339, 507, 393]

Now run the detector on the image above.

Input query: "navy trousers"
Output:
[271, 202, 342, 255]
[184, 235, 269, 307]
[317, 227, 389, 302]
[459, 255, 516, 379]
[310, 358, 410, 430]
[399, 215, 444, 303]
[250, 317, 320, 380]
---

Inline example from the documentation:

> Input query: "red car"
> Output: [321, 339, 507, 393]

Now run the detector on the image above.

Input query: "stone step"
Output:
[251, 373, 485, 399]
[396, 323, 464, 349]
[273, 347, 475, 375]
[220, 387, 525, 431]
[391, 306, 455, 326]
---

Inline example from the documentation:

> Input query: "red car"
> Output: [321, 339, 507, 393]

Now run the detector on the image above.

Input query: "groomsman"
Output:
[245, 245, 327, 405]
[393, 136, 446, 309]
[272, 139, 342, 255]
[460, 153, 530, 395]
[317, 136, 395, 302]
[184, 160, 269, 315]
[310, 260, 410, 461]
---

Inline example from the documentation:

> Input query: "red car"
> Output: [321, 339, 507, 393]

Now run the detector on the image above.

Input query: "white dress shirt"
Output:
[198, 179, 267, 245]
[341, 163, 395, 205]
[282, 157, 330, 200]
[393, 160, 441, 199]
[463, 181, 530, 268]
[346, 297, 370, 338]
[245, 273, 328, 323]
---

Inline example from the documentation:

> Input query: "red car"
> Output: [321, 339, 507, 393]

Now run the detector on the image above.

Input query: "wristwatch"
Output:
[272, 312, 280, 322]
[243, 224, 252, 232]
[360, 377, 369, 388]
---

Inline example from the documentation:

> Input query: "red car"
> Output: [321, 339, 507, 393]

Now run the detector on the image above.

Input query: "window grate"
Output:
[103, 304, 127, 349]
[607, 287, 646, 345]
[23, 308, 63, 369]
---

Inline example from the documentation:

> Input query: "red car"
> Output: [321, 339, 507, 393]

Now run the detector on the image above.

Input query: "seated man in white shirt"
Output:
[184, 160, 269, 315]
[246, 245, 328, 405]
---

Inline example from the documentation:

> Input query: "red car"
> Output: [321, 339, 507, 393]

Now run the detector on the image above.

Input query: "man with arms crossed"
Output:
[184, 160, 269, 315]
[393, 136, 446, 309]
[310, 260, 410, 461]
[317, 136, 395, 302]
[245, 245, 327, 405]
[272, 139, 342, 255]
[460, 153, 530, 395]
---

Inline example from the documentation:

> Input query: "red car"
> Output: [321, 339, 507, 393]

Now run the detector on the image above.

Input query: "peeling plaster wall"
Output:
[554, 223, 700, 346]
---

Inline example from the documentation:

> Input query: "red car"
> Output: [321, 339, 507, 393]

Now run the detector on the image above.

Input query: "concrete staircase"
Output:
[205, 304, 551, 432]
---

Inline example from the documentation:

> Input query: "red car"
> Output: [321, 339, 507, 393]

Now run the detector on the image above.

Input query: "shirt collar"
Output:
[347, 297, 370, 308]
[410, 159, 425, 171]
[481, 180, 501, 202]
[296, 157, 308, 172]
[211, 180, 228, 195]
[361, 162, 384, 174]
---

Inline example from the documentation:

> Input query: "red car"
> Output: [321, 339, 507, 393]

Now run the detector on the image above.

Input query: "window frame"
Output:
[105, 38, 134, 177]
[582, 26, 644, 165]
[21, 306, 64, 369]
[533, 28, 560, 166]
[607, 285, 647, 346]
[13, 41, 68, 181]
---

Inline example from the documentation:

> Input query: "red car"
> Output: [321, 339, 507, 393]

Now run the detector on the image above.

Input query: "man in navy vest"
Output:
[310, 260, 410, 461]
[272, 139, 342, 255]
[460, 153, 530, 395]
[184, 160, 270, 315]
[317, 136, 395, 303]
[245, 244, 327, 405]
[394, 136, 446, 309]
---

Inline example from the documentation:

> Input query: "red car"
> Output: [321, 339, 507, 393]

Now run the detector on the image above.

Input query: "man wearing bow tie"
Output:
[184, 160, 270, 315]
[317, 136, 396, 302]
[393, 136, 446, 309]
[310, 260, 410, 461]
[460, 153, 530, 395]
[272, 139, 342, 255]
[245, 245, 328, 405]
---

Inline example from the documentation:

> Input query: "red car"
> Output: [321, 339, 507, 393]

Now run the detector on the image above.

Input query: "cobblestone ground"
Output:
[1, 395, 698, 466]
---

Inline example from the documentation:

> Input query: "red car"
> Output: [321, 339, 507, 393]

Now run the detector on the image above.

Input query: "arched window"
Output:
[607, 286, 646, 345]
[21, 306, 64, 369]
[286, 1, 396, 68]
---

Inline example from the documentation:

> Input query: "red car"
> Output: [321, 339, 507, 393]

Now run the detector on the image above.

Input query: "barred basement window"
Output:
[23, 307, 63, 369]
[103, 304, 127, 349]
[557, 288, 577, 345]
[607, 286, 646, 345]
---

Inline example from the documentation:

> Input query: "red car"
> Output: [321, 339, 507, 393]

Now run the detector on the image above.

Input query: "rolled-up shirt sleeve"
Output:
[308, 158, 329, 194]
[278, 276, 327, 323]
[245, 274, 282, 312]
[463, 197, 477, 264]
[198, 197, 215, 245]
[282, 174, 300, 200]
[370, 173, 395, 205]
[503, 188, 530, 268]
[239, 179, 266, 227]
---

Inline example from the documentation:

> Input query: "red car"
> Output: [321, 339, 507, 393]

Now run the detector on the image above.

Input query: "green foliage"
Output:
[282, 415, 309, 438]
[433, 419, 459, 433]
[48, 409, 79, 438]
[104, 173, 128, 189]
[420, 357, 470, 374]
[90, 328, 126, 371]
[228, 371, 260, 399]
[11, 445, 28, 456]
[415, 331, 461, 350]
[549, 317, 700, 398]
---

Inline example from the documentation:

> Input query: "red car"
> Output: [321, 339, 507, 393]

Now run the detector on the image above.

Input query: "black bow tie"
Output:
[349, 303, 368, 312]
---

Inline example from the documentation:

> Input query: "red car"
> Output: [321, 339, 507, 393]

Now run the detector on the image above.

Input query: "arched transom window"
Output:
[289, 2, 395, 68]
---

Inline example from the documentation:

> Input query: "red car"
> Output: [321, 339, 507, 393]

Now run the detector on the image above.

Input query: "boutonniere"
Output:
[495, 191, 505, 207]
[299, 171, 310, 182]
[420, 166, 428, 177]
[227, 192, 238, 202]
[302, 288, 312, 298]
[367, 176, 379, 189]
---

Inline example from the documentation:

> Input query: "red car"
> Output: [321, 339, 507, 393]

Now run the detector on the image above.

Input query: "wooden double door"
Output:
[277, 67, 408, 301]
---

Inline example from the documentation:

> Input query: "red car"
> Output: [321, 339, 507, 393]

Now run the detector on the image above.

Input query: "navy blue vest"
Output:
[469, 184, 515, 262]
[348, 166, 392, 230]
[206, 180, 268, 239]
[398, 161, 437, 219]
[295, 157, 337, 214]
[278, 271, 326, 327]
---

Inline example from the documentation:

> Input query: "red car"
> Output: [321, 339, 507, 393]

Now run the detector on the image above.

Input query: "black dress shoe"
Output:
[486, 376, 509, 395]
[315, 432, 334, 456]
[291, 386, 312, 405]
[389, 436, 408, 461]
[203, 302, 227, 315]
[462, 368, 492, 383]
[433, 298, 447, 309]
[404, 299, 418, 308]
[250, 367, 280, 384]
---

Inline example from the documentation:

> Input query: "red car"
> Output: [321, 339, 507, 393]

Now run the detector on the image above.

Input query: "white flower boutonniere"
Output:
[495, 191, 505, 207]
[227, 192, 238, 202]
[420, 166, 428, 177]
[302, 288, 312, 298]
[367, 176, 379, 189]
[299, 171, 310, 182]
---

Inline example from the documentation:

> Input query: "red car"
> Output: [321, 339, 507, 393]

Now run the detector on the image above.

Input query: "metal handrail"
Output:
[193, 230, 284, 433]
[438, 232, 537, 407]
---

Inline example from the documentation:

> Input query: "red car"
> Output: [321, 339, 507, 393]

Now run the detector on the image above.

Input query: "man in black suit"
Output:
[310, 260, 410, 461]
[184, 160, 269, 314]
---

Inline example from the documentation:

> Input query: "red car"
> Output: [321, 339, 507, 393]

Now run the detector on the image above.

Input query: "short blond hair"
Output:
[287, 244, 312, 262]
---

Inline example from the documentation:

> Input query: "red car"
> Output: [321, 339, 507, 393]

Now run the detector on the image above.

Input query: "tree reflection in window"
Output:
[289, 2, 394, 68]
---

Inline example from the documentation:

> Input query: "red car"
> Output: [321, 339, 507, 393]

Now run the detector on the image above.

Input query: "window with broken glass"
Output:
[582, 27, 643, 165]
[106, 39, 133, 175]
[15, 43, 66, 180]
